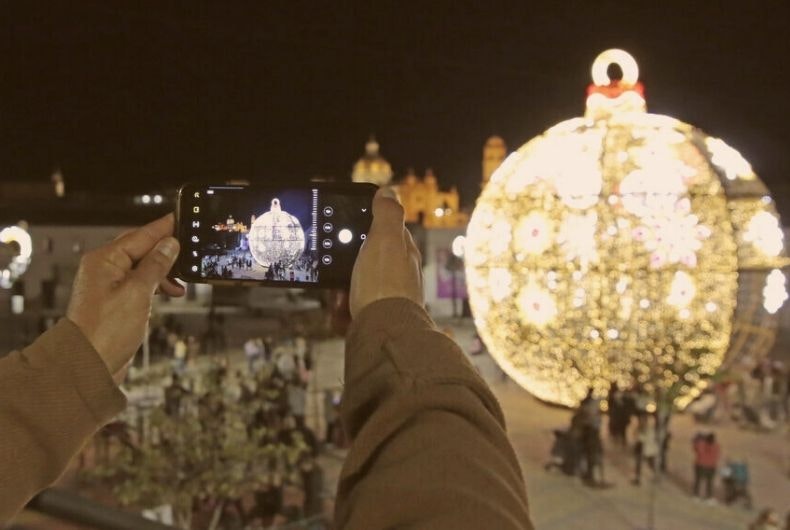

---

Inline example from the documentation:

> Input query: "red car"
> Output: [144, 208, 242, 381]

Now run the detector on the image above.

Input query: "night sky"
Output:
[1, 2, 788, 217]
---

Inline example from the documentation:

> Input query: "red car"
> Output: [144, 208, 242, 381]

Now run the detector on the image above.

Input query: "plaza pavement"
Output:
[10, 316, 788, 529]
[307, 318, 789, 530]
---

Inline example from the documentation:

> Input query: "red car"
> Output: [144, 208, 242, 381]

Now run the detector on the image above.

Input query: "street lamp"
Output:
[446, 235, 466, 317]
[0, 224, 33, 290]
[452, 235, 466, 259]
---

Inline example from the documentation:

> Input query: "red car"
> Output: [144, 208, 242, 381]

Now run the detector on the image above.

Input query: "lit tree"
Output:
[86, 371, 309, 530]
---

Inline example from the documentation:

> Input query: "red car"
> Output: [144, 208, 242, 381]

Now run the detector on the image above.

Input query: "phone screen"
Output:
[176, 183, 376, 288]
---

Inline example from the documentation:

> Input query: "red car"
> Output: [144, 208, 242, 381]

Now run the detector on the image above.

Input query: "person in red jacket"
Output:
[693, 432, 721, 503]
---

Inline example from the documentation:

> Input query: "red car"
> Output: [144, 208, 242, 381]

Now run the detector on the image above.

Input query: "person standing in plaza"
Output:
[632, 414, 658, 486]
[294, 330, 308, 360]
[655, 395, 672, 473]
[577, 388, 603, 485]
[299, 457, 325, 520]
[607, 382, 628, 446]
[166, 326, 179, 357]
[692, 432, 721, 503]
[186, 335, 200, 359]
[276, 347, 297, 380]
[244, 336, 262, 373]
[323, 388, 341, 447]
[769, 361, 787, 422]
[164, 372, 189, 417]
[263, 335, 274, 363]
[288, 373, 308, 428]
[713, 371, 734, 423]
[172, 335, 188, 375]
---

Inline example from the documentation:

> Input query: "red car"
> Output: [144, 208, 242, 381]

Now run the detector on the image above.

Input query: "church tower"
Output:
[482, 136, 507, 186]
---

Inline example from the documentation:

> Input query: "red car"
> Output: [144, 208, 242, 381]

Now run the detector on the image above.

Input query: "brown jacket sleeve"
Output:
[0, 319, 127, 523]
[335, 298, 534, 530]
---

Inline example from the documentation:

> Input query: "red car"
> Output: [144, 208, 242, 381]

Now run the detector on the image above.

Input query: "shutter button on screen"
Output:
[338, 229, 353, 244]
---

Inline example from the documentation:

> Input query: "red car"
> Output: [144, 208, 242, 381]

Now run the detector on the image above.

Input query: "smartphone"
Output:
[175, 182, 377, 288]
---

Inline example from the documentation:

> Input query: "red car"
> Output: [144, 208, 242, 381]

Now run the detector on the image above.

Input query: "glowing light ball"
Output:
[248, 198, 305, 268]
[0, 224, 32, 289]
[466, 49, 789, 408]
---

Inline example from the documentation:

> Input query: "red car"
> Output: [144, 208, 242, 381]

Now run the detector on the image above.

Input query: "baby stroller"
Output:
[545, 429, 579, 476]
[722, 460, 752, 509]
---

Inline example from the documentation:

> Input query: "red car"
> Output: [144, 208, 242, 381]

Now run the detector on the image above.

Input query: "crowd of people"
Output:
[690, 358, 790, 430]
[148, 310, 230, 373]
[545, 383, 671, 488]
[263, 255, 319, 283]
[81, 324, 343, 529]
[201, 251, 258, 279]
[541, 377, 790, 526]
[199, 249, 319, 283]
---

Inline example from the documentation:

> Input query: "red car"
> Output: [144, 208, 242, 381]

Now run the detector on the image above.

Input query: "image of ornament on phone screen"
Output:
[177, 182, 376, 288]
[194, 187, 319, 284]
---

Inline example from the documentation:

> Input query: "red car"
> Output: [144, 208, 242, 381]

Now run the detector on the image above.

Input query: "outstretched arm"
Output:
[335, 189, 533, 530]
[0, 321, 126, 522]
[0, 214, 183, 523]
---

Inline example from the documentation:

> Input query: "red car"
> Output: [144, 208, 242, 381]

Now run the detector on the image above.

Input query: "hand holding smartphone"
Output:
[175, 182, 377, 288]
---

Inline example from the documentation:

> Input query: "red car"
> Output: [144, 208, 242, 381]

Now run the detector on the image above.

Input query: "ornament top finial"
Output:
[591, 49, 639, 87]
[585, 49, 645, 117]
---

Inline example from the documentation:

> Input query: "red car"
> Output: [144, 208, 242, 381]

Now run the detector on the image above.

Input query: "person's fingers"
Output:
[78, 247, 129, 287]
[113, 228, 135, 241]
[158, 277, 186, 297]
[113, 213, 176, 265]
[131, 237, 180, 291]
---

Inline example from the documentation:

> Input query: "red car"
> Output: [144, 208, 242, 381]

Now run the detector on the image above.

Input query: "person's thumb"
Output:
[131, 237, 180, 291]
[369, 187, 404, 236]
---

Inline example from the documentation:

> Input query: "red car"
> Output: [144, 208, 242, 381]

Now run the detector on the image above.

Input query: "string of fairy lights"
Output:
[466, 49, 789, 409]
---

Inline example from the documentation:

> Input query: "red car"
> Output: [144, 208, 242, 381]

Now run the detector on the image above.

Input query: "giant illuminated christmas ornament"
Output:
[248, 198, 305, 268]
[465, 49, 789, 408]
[0, 224, 32, 289]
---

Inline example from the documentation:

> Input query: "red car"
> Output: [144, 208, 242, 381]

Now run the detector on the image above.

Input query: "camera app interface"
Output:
[184, 185, 372, 286]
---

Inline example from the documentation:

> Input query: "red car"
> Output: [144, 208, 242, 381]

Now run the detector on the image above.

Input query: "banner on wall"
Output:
[436, 248, 467, 299]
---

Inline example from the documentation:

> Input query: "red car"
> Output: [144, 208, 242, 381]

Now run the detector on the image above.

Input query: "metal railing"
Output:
[25, 488, 176, 530]
[264, 515, 328, 530]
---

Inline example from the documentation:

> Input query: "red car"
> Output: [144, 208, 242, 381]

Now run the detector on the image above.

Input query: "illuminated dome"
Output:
[351, 136, 393, 186]
[248, 198, 305, 268]
[466, 49, 789, 409]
